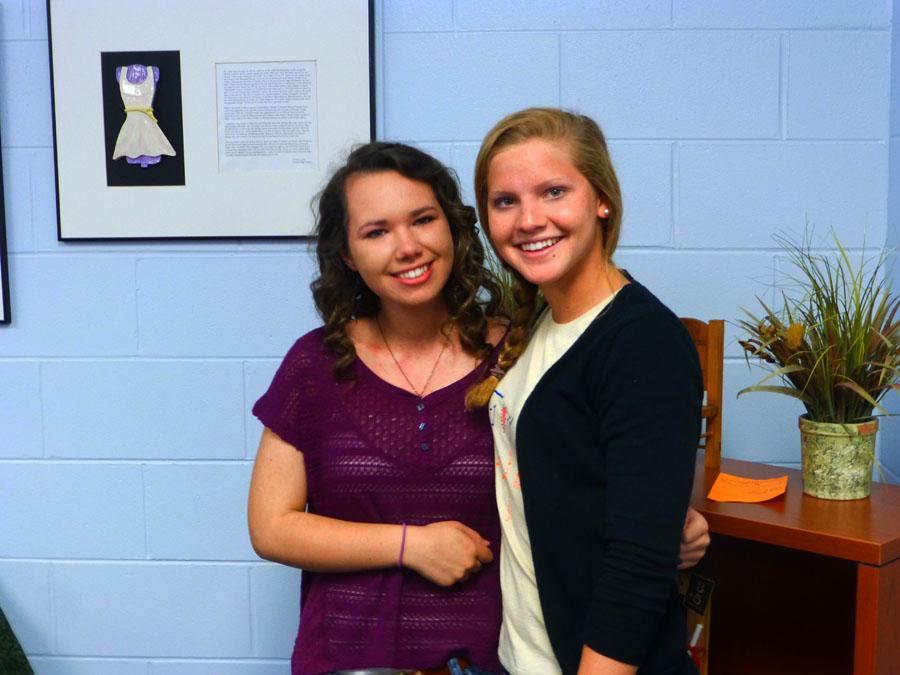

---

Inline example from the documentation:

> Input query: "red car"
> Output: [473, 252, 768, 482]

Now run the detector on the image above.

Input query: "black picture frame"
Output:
[0, 114, 10, 324]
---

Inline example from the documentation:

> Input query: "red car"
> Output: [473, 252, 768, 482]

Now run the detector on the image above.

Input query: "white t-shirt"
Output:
[491, 294, 616, 675]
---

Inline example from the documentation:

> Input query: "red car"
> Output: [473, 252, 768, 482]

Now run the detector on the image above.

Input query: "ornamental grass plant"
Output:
[737, 233, 900, 424]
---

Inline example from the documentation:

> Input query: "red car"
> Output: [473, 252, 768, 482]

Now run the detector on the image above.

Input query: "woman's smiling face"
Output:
[485, 137, 608, 300]
[342, 170, 455, 314]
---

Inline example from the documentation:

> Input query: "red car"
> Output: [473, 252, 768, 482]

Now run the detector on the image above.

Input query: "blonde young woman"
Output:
[467, 109, 703, 675]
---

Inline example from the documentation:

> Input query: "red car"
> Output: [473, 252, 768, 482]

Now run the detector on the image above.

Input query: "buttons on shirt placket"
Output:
[416, 401, 430, 452]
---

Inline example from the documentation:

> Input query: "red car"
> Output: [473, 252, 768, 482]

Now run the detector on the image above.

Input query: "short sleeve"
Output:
[252, 330, 326, 451]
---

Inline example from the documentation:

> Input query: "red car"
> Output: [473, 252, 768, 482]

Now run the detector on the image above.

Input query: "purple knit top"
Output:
[252, 328, 502, 675]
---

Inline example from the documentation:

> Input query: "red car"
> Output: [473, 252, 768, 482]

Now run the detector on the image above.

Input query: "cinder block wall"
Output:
[883, 0, 900, 478]
[0, 1, 895, 672]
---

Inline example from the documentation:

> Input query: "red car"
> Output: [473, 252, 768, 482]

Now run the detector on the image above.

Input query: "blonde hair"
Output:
[466, 108, 623, 409]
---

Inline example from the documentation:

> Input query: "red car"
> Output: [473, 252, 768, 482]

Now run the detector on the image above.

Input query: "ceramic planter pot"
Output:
[798, 415, 877, 500]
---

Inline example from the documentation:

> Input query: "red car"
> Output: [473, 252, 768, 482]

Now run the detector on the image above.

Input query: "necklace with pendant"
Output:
[375, 315, 450, 398]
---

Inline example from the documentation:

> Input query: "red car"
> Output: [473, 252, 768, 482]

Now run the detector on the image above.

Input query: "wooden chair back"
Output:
[680, 318, 724, 471]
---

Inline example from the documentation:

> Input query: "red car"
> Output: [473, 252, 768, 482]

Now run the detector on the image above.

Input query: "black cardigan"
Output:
[515, 280, 702, 674]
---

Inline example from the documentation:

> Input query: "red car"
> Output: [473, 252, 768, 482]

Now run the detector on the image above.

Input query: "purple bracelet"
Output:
[398, 522, 408, 570]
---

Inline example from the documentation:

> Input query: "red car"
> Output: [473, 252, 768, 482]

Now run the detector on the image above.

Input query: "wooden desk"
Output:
[691, 457, 900, 675]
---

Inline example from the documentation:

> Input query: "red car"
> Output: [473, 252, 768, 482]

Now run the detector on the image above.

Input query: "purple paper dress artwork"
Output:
[112, 64, 176, 168]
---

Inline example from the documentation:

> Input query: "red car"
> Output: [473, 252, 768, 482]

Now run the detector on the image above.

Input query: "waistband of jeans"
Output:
[331, 655, 471, 675]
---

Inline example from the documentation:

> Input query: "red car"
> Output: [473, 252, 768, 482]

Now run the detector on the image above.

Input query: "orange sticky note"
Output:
[706, 472, 788, 503]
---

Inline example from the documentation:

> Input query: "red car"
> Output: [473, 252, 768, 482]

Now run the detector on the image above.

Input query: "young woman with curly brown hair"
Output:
[248, 142, 507, 675]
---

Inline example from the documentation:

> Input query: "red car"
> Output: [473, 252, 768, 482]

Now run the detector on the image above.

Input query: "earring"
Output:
[602, 207, 610, 217]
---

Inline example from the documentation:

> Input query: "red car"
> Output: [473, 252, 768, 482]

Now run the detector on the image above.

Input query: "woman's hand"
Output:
[402, 521, 493, 586]
[678, 507, 710, 570]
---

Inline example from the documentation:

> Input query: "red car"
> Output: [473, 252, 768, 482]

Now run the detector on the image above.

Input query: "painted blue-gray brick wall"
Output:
[1, 1, 897, 670]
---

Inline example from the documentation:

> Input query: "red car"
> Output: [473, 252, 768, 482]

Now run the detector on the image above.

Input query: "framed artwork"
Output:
[48, 0, 374, 240]
[0, 116, 8, 324]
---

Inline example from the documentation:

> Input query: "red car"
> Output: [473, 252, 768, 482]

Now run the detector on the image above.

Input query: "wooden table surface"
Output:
[690, 456, 900, 565]
[689, 455, 900, 675]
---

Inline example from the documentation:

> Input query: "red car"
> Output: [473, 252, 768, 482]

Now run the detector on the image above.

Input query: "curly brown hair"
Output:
[311, 141, 505, 380]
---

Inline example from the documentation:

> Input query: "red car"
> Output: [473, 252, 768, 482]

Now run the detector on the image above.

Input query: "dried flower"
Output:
[784, 323, 805, 350]
[739, 340, 776, 363]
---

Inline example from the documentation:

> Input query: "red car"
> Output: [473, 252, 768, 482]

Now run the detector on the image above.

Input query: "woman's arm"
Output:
[247, 427, 493, 585]
[580, 315, 704, 667]
[573, 510, 707, 672]
[577, 646, 637, 675]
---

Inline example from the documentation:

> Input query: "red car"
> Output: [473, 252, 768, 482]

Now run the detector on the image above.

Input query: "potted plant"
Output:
[738, 233, 899, 499]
